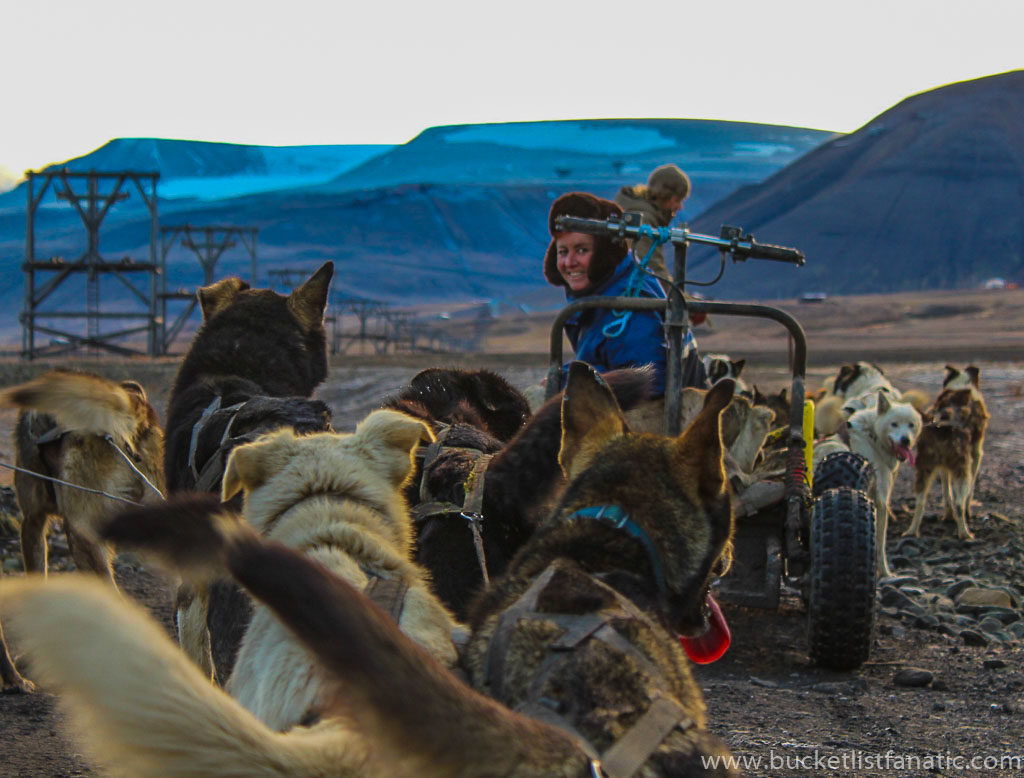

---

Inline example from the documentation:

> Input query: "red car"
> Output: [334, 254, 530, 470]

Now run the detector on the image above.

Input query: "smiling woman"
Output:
[542, 191, 708, 396]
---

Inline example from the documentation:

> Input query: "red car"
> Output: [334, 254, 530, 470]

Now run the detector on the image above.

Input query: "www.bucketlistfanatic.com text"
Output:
[701, 748, 1023, 772]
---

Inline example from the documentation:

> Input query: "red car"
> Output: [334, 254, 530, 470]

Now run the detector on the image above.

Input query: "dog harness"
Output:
[482, 554, 696, 777]
[362, 570, 410, 622]
[260, 489, 414, 622]
[411, 426, 495, 585]
[187, 396, 248, 491]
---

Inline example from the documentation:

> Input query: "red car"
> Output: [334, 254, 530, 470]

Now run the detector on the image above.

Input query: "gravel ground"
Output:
[0, 352, 1021, 777]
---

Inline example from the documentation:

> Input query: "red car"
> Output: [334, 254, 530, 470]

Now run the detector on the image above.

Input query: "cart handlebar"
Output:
[554, 215, 805, 266]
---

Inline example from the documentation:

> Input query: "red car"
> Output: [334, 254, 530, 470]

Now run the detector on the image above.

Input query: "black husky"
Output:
[385, 366, 654, 620]
[163, 262, 335, 685]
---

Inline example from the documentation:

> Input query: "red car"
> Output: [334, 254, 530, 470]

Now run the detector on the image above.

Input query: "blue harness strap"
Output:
[567, 505, 667, 598]
[601, 226, 672, 338]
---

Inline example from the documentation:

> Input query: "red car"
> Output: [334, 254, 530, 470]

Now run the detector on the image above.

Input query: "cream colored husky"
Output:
[814, 391, 923, 577]
[0, 409, 464, 776]
[177, 412, 460, 731]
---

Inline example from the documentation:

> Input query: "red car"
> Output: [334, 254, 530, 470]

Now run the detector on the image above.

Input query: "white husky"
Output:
[814, 390, 923, 578]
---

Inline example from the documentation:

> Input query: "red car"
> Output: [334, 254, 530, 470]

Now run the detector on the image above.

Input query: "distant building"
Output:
[799, 292, 829, 303]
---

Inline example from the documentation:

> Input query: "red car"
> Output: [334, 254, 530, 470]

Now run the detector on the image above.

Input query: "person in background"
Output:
[615, 162, 712, 332]
[614, 163, 691, 287]
[543, 192, 707, 397]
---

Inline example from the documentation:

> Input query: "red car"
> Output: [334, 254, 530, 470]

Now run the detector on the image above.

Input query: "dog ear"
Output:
[354, 410, 435, 486]
[674, 378, 734, 502]
[732, 358, 746, 377]
[942, 365, 959, 387]
[198, 277, 250, 322]
[118, 380, 148, 400]
[833, 363, 856, 393]
[876, 390, 892, 415]
[288, 261, 334, 332]
[966, 366, 980, 387]
[558, 362, 627, 481]
[221, 434, 287, 501]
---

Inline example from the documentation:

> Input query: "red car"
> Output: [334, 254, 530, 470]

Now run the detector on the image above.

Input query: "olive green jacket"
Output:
[613, 186, 675, 284]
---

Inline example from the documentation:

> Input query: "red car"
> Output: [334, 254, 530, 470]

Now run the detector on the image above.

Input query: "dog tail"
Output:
[102, 494, 246, 582]
[813, 394, 846, 437]
[901, 388, 931, 414]
[600, 365, 656, 411]
[0, 576, 372, 778]
[224, 534, 591, 775]
[0, 370, 152, 448]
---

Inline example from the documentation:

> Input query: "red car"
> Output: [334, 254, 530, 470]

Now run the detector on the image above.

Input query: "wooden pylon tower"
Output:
[158, 225, 258, 354]
[20, 169, 160, 359]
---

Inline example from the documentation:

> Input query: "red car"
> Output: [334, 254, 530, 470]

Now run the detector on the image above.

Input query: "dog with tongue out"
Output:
[681, 594, 732, 664]
[815, 388, 923, 579]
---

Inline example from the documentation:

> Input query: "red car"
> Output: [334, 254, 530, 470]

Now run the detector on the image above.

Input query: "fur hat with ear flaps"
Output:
[543, 192, 628, 289]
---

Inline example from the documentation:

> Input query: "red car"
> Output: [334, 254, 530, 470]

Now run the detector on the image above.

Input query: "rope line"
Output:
[0, 461, 143, 507]
[102, 435, 165, 500]
[0, 435, 165, 506]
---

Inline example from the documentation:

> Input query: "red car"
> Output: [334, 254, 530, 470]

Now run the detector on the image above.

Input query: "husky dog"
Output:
[459, 363, 738, 774]
[703, 353, 750, 395]
[752, 385, 791, 430]
[396, 366, 654, 620]
[814, 390, 923, 577]
[814, 361, 929, 438]
[0, 363, 738, 777]
[904, 366, 989, 540]
[164, 264, 336, 683]
[163, 263, 335, 494]
[124, 412, 460, 732]
[0, 370, 164, 694]
[382, 366, 532, 444]
[380, 365, 534, 527]
[0, 543, 591, 777]
[626, 385, 773, 480]
[1, 370, 165, 584]
[826, 361, 895, 402]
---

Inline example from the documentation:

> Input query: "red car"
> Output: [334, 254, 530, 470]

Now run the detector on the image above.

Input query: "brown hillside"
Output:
[686, 70, 1024, 299]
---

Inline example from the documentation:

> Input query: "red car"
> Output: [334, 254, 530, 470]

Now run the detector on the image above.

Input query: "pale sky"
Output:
[2, 0, 1021, 191]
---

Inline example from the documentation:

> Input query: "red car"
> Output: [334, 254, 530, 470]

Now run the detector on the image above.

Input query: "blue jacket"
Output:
[562, 256, 669, 396]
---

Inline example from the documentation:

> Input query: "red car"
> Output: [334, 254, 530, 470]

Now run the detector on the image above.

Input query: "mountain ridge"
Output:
[0, 117, 833, 344]
[687, 69, 1024, 298]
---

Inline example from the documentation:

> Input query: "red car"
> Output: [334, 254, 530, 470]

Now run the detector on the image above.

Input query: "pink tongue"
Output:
[894, 444, 916, 466]
[679, 595, 731, 664]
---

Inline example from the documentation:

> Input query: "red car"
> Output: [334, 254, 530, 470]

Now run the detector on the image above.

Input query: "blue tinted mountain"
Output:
[686, 70, 1024, 299]
[0, 119, 831, 340]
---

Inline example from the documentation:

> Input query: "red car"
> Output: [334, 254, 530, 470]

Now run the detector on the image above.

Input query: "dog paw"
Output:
[900, 527, 920, 538]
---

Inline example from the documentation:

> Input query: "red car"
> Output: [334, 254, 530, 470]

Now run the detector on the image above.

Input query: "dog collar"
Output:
[567, 505, 668, 599]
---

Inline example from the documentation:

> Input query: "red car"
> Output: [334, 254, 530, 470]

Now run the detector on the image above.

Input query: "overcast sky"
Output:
[2, 0, 1021, 191]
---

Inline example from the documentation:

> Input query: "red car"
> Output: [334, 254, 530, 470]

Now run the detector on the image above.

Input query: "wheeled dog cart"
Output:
[544, 213, 877, 670]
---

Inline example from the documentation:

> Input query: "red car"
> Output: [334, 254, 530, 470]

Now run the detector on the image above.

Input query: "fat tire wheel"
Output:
[807, 486, 877, 670]
[813, 451, 875, 497]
